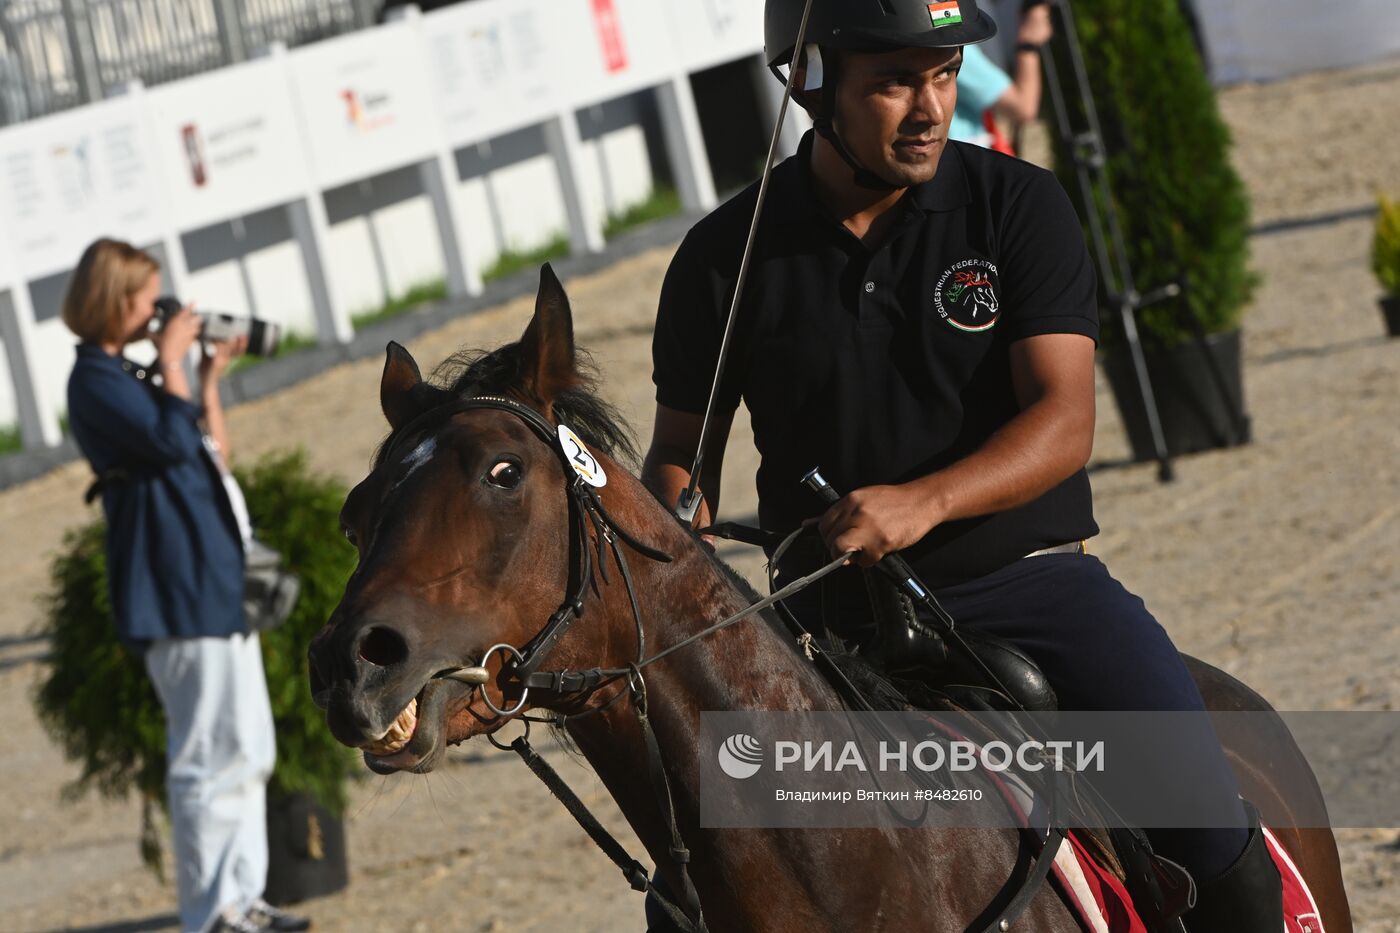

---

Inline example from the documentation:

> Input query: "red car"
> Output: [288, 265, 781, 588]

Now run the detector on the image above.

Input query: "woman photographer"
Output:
[62, 238, 308, 933]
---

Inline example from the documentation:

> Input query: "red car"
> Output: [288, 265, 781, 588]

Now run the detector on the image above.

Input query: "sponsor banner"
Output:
[552, 0, 676, 103]
[146, 59, 308, 229]
[422, 0, 558, 146]
[592, 0, 629, 74]
[0, 96, 164, 279]
[287, 22, 440, 189]
[699, 710, 1400, 829]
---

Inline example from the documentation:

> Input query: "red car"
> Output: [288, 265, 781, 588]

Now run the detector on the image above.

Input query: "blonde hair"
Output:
[61, 238, 160, 345]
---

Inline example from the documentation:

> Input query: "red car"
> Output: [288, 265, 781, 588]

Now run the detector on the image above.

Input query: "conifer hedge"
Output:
[1050, 0, 1256, 347]
[33, 450, 359, 869]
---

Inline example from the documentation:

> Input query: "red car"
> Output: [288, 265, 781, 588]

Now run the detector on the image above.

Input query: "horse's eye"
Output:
[343, 526, 358, 547]
[487, 460, 522, 489]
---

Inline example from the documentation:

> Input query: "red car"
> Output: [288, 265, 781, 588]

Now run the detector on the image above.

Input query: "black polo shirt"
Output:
[652, 134, 1099, 587]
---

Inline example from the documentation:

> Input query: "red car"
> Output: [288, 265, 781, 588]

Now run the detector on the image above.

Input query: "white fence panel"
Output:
[555, 0, 679, 105]
[663, 0, 764, 73]
[422, 0, 560, 147]
[286, 22, 441, 190]
[0, 95, 166, 281]
[145, 58, 309, 230]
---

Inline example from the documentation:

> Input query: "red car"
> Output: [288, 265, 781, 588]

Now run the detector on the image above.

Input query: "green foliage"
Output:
[603, 186, 682, 239]
[0, 423, 20, 455]
[237, 451, 361, 812]
[32, 449, 359, 870]
[1051, 0, 1256, 347]
[483, 233, 570, 283]
[35, 520, 167, 802]
[1371, 194, 1400, 297]
[0, 414, 69, 458]
[351, 278, 449, 331]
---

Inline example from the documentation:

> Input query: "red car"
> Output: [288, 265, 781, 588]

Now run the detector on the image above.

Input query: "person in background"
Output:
[61, 239, 310, 933]
[950, 0, 1054, 153]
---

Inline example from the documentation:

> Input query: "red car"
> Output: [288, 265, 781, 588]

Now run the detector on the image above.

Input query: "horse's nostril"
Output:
[357, 625, 409, 668]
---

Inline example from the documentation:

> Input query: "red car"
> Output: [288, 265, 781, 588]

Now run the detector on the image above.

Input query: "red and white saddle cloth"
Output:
[918, 717, 1326, 932]
[1050, 825, 1326, 933]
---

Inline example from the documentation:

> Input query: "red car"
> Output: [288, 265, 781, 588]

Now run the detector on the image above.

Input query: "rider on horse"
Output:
[642, 1, 1283, 930]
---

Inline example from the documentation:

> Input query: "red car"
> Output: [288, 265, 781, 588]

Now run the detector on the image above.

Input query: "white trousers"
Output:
[145, 632, 277, 933]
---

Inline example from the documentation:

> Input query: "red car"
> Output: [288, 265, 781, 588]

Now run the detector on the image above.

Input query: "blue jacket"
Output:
[67, 344, 246, 647]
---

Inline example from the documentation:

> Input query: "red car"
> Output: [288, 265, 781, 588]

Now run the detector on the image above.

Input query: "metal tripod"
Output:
[1037, 0, 1250, 483]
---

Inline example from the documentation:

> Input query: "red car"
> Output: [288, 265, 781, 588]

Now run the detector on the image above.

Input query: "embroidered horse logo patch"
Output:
[934, 259, 1001, 332]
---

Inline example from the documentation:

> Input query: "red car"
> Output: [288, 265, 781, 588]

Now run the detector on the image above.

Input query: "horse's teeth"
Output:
[363, 698, 418, 756]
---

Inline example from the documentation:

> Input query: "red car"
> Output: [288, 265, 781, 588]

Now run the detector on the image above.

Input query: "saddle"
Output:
[859, 571, 1059, 712]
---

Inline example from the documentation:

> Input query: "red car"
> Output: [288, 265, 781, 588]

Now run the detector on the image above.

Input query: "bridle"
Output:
[379, 393, 667, 694]
[380, 392, 713, 931]
[373, 392, 1068, 933]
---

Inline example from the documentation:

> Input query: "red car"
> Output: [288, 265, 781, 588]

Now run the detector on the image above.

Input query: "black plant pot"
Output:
[1381, 296, 1400, 338]
[264, 792, 349, 906]
[1101, 328, 1251, 462]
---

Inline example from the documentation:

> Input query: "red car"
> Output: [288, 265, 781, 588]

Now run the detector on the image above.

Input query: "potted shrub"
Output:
[33, 450, 359, 904]
[1372, 193, 1400, 337]
[1050, 0, 1256, 459]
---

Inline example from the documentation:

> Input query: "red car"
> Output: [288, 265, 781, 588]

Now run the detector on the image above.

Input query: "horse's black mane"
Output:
[373, 342, 639, 470]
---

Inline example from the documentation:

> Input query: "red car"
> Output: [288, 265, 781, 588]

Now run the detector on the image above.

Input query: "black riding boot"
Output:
[1183, 807, 1284, 933]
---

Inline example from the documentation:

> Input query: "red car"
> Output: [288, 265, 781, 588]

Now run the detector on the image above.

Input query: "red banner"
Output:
[591, 0, 629, 74]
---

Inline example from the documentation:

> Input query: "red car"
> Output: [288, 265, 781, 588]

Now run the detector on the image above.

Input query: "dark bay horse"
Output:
[308, 266, 1351, 932]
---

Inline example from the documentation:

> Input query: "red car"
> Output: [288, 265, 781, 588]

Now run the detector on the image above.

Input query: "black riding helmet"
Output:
[764, 0, 998, 189]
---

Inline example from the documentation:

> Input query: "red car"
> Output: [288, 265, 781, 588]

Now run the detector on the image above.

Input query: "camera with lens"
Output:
[152, 296, 282, 357]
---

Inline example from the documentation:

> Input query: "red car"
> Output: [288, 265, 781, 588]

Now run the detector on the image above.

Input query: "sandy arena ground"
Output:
[1, 58, 1397, 932]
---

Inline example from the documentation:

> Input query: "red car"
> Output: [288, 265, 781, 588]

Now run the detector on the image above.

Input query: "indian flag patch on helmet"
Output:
[928, 1, 963, 27]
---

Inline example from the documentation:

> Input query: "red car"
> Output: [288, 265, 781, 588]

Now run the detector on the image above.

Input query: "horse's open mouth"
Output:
[358, 678, 461, 774]
[363, 698, 419, 757]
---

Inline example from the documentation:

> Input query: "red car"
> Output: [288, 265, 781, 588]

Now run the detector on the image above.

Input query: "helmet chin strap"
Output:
[804, 44, 899, 192]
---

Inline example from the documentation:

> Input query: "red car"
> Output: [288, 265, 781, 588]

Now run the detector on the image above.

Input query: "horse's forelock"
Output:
[371, 343, 639, 472]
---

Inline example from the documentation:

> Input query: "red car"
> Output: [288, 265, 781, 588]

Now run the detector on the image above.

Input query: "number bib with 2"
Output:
[556, 424, 607, 488]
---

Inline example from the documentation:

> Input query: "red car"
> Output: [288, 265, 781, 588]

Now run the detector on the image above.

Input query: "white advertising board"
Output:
[423, 0, 561, 146]
[663, 0, 764, 73]
[287, 22, 441, 189]
[146, 59, 309, 230]
[0, 216, 13, 283]
[0, 95, 164, 280]
[554, 0, 679, 105]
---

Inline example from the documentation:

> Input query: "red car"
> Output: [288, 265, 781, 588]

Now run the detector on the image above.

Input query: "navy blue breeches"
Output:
[781, 551, 1250, 882]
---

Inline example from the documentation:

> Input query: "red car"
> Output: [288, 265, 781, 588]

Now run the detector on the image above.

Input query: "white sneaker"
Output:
[246, 898, 312, 932]
[210, 908, 269, 933]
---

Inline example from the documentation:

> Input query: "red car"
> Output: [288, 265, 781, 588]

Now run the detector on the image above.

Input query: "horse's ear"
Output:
[381, 341, 428, 430]
[517, 263, 578, 413]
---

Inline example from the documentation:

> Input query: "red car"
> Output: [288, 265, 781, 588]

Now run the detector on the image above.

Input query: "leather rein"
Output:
[379, 394, 1065, 933]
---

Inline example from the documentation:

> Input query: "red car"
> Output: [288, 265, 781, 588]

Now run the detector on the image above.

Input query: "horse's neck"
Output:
[563, 542, 841, 872]
[631, 540, 846, 712]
